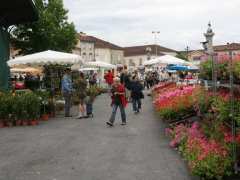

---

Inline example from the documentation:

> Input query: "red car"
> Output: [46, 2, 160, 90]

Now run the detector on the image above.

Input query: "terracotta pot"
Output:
[15, 120, 22, 126]
[22, 120, 28, 126]
[49, 112, 55, 118]
[6, 122, 13, 127]
[0, 121, 5, 128]
[29, 120, 39, 126]
[41, 114, 49, 121]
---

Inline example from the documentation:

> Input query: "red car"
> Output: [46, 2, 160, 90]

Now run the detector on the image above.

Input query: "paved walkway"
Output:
[0, 93, 198, 180]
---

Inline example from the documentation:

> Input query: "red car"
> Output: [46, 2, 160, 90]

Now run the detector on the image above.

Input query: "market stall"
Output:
[84, 61, 116, 86]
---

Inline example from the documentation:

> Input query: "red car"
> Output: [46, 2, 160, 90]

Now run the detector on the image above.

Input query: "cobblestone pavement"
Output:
[0, 92, 198, 180]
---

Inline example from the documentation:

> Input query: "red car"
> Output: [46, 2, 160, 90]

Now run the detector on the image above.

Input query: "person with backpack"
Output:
[130, 76, 144, 114]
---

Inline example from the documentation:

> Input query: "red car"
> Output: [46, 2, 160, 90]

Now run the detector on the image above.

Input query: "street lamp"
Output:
[146, 46, 152, 60]
[185, 46, 190, 60]
[201, 22, 216, 93]
[152, 31, 160, 57]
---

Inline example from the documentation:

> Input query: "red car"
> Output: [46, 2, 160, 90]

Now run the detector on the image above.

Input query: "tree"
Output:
[176, 52, 188, 61]
[11, 0, 77, 55]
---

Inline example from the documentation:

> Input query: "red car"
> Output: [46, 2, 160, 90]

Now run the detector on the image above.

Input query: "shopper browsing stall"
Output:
[61, 68, 73, 117]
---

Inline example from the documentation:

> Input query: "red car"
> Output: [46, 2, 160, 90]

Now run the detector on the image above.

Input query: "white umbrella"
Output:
[84, 61, 116, 69]
[144, 55, 190, 66]
[157, 55, 189, 65]
[79, 67, 98, 71]
[7, 50, 82, 67]
[11, 67, 42, 74]
[143, 58, 160, 66]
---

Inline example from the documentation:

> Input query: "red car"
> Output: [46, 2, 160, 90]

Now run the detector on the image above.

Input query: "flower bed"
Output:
[153, 85, 209, 121]
[153, 82, 240, 179]
[166, 122, 234, 179]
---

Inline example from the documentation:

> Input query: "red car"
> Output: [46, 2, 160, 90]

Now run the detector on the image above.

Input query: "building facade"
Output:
[187, 43, 240, 64]
[73, 33, 124, 64]
[123, 45, 177, 68]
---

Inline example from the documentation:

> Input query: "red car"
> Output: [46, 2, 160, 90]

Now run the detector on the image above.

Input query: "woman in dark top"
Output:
[130, 76, 144, 114]
[74, 72, 87, 119]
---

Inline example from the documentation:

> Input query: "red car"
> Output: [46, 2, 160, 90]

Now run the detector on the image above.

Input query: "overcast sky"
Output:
[63, 0, 240, 51]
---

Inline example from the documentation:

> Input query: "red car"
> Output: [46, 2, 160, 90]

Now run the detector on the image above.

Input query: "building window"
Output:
[139, 58, 143, 65]
[89, 53, 93, 60]
[129, 59, 135, 66]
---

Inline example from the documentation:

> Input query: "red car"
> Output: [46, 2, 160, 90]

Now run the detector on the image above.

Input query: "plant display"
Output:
[0, 92, 41, 127]
[153, 86, 200, 120]
[153, 81, 240, 179]
[166, 122, 233, 179]
[199, 59, 240, 83]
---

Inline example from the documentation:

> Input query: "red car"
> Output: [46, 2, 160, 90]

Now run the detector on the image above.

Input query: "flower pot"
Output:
[49, 112, 55, 118]
[0, 121, 5, 128]
[22, 120, 28, 126]
[6, 121, 13, 127]
[41, 114, 49, 121]
[15, 120, 22, 126]
[29, 120, 38, 126]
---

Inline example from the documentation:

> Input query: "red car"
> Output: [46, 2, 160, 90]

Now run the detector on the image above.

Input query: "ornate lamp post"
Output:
[185, 46, 190, 61]
[201, 22, 217, 94]
[152, 31, 160, 57]
[146, 46, 152, 60]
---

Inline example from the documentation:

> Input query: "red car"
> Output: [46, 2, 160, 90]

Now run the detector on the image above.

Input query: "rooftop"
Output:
[78, 34, 123, 50]
[181, 43, 240, 54]
[123, 45, 176, 57]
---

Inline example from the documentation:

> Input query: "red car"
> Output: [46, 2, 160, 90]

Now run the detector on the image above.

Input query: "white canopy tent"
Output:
[84, 61, 116, 69]
[10, 67, 42, 74]
[157, 55, 190, 65]
[84, 61, 116, 86]
[79, 67, 98, 72]
[143, 58, 161, 66]
[143, 55, 191, 66]
[7, 50, 82, 67]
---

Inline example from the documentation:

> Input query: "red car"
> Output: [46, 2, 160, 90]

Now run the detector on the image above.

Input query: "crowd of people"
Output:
[61, 66, 198, 126]
[61, 67, 145, 126]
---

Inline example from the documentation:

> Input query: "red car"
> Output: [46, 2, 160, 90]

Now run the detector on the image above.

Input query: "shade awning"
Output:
[144, 55, 191, 66]
[7, 50, 83, 66]
[0, 0, 38, 27]
[84, 61, 116, 69]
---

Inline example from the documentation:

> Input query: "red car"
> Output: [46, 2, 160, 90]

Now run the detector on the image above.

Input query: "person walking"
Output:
[106, 77, 127, 127]
[74, 72, 88, 119]
[104, 70, 114, 89]
[120, 69, 131, 101]
[131, 76, 144, 114]
[89, 70, 97, 86]
[61, 68, 73, 117]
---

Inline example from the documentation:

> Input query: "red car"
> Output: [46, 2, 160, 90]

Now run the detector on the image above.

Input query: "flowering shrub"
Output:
[153, 86, 203, 120]
[199, 58, 240, 83]
[166, 122, 233, 179]
[152, 82, 176, 98]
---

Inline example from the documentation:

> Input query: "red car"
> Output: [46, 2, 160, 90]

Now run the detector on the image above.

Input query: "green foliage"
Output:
[87, 85, 99, 98]
[158, 108, 178, 120]
[199, 60, 212, 80]
[11, 0, 77, 55]
[176, 53, 188, 61]
[0, 92, 41, 122]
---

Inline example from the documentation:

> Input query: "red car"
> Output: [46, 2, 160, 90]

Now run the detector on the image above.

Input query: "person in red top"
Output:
[106, 77, 127, 126]
[104, 70, 114, 88]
